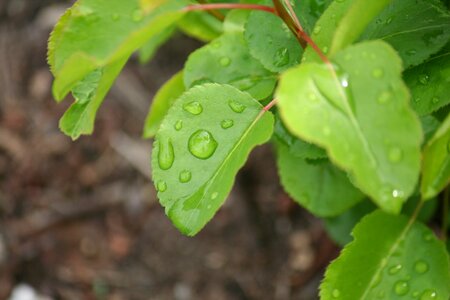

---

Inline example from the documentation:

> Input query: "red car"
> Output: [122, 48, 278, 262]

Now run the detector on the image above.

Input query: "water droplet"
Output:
[414, 97, 421, 103]
[174, 120, 183, 131]
[274, 48, 290, 67]
[420, 290, 437, 300]
[219, 57, 231, 67]
[183, 101, 203, 115]
[406, 49, 417, 56]
[413, 291, 420, 298]
[157, 180, 167, 192]
[394, 280, 409, 296]
[323, 46, 329, 54]
[388, 264, 402, 275]
[179, 170, 192, 183]
[308, 92, 318, 102]
[212, 40, 221, 48]
[432, 97, 440, 104]
[158, 138, 174, 170]
[378, 91, 392, 104]
[221, 119, 234, 129]
[388, 147, 403, 163]
[111, 13, 120, 21]
[372, 68, 384, 78]
[229, 100, 246, 113]
[313, 26, 322, 35]
[132, 9, 143, 22]
[392, 189, 405, 199]
[419, 74, 430, 85]
[414, 260, 429, 274]
[423, 232, 434, 242]
[207, 204, 212, 209]
[211, 192, 218, 200]
[332, 289, 340, 298]
[323, 126, 331, 136]
[188, 130, 218, 159]
[386, 17, 393, 24]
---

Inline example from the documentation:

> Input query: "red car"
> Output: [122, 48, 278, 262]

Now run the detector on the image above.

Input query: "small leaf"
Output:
[405, 46, 450, 116]
[361, 0, 450, 68]
[143, 71, 185, 138]
[277, 41, 422, 213]
[421, 113, 450, 200]
[59, 57, 128, 140]
[321, 210, 450, 300]
[152, 84, 274, 236]
[178, 11, 222, 42]
[184, 32, 277, 100]
[275, 140, 364, 217]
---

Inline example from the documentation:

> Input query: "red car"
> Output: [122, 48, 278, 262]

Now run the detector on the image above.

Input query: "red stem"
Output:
[263, 99, 278, 112]
[296, 30, 331, 65]
[183, 4, 278, 15]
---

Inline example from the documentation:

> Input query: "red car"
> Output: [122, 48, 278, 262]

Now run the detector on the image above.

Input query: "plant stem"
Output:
[272, 0, 306, 48]
[443, 187, 449, 242]
[263, 98, 278, 112]
[195, 0, 225, 21]
[184, 3, 277, 16]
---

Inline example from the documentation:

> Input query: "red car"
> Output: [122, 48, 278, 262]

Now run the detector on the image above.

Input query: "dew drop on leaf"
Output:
[388, 264, 402, 275]
[313, 26, 322, 35]
[179, 170, 192, 183]
[323, 46, 329, 54]
[274, 48, 290, 68]
[377, 91, 392, 104]
[388, 147, 403, 163]
[414, 260, 429, 274]
[372, 68, 384, 78]
[132, 9, 143, 22]
[386, 17, 393, 24]
[158, 138, 174, 170]
[406, 49, 417, 56]
[188, 130, 218, 159]
[211, 192, 218, 200]
[423, 232, 434, 242]
[420, 290, 438, 300]
[174, 120, 183, 131]
[419, 74, 430, 85]
[221, 119, 234, 129]
[432, 97, 440, 104]
[183, 101, 203, 115]
[332, 289, 340, 298]
[322, 126, 331, 136]
[394, 280, 409, 296]
[157, 180, 167, 192]
[308, 92, 318, 102]
[219, 57, 231, 67]
[228, 100, 246, 113]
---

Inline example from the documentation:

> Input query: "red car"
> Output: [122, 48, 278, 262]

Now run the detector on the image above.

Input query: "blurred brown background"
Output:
[0, 1, 338, 299]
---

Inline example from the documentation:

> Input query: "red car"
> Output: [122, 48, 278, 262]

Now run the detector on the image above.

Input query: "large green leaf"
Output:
[406, 46, 450, 116]
[421, 114, 450, 200]
[361, 0, 450, 68]
[48, 0, 187, 100]
[275, 141, 364, 217]
[152, 84, 274, 236]
[184, 32, 277, 100]
[143, 71, 185, 138]
[321, 210, 450, 300]
[277, 41, 422, 214]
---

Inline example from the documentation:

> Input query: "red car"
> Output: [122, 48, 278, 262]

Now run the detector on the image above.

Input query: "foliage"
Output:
[48, 0, 450, 298]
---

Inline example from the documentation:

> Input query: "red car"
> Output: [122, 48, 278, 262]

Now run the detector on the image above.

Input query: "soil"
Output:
[0, 1, 340, 299]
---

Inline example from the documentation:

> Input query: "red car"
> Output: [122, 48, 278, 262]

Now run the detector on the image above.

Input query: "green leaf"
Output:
[178, 11, 222, 42]
[274, 114, 327, 160]
[405, 46, 450, 116]
[421, 115, 442, 145]
[139, 24, 176, 63]
[329, 0, 392, 56]
[277, 40, 422, 214]
[143, 71, 185, 138]
[324, 199, 376, 246]
[361, 0, 450, 68]
[152, 84, 274, 236]
[184, 32, 277, 100]
[48, 0, 187, 100]
[421, 114, 450, 200]
[59, 57, 128, 140]
[320, 210, 450, 300]
[275, 141, 364, 217]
